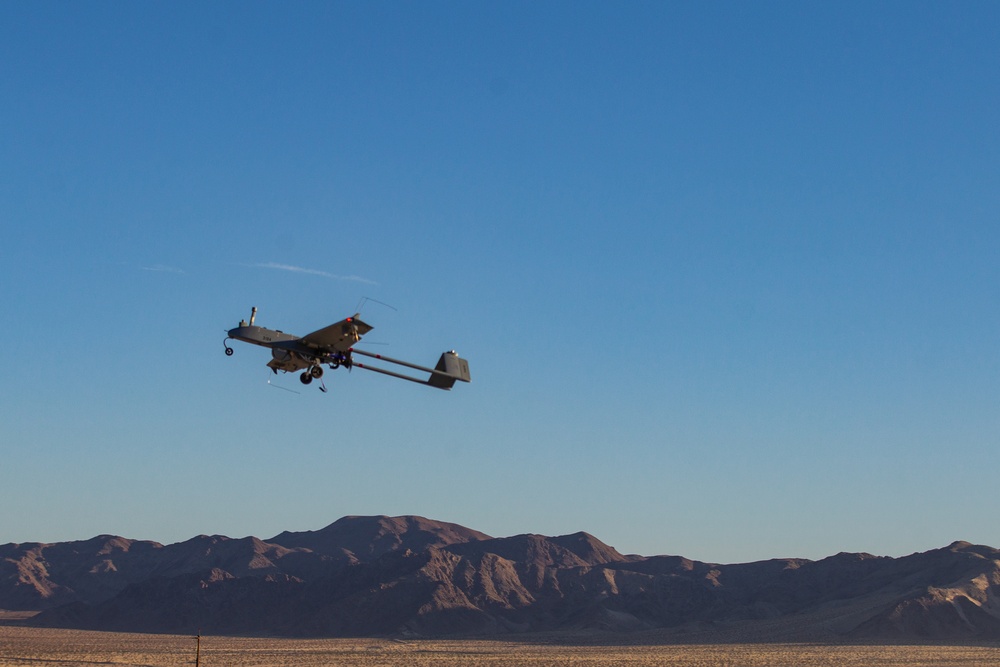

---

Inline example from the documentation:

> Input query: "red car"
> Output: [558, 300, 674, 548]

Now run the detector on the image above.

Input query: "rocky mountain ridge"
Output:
[2, 516, 999, 641]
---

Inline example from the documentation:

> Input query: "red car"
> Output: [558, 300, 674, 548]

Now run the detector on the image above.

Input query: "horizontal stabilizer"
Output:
[350, 348, 471, 390]
[427, 351, 472, 389]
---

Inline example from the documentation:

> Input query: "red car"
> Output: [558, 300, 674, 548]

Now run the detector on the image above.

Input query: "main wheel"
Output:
[330, 359, 340, 369]
[225, 347, 233, 356]
[310, 365, 324, 379]
[300, 372, 313, 385]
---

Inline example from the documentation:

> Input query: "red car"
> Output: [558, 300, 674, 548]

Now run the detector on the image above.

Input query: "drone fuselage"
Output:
[227, 324, 299, 348]
[224, 308, 470, 390]
[227, 325, 327, 373]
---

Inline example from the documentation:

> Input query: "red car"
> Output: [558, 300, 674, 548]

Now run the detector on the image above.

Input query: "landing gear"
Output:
[223, 338, 234, 356]
[294, 359, 343, 390]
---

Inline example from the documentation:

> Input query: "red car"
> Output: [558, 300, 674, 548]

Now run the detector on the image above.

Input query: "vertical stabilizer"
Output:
[427, 351, 471, 389]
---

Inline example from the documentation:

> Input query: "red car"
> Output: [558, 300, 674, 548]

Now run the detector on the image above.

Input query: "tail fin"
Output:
[427, 351, 471, 390]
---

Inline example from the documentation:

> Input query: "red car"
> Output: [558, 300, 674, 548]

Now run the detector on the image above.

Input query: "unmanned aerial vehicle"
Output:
[224, 307, 471, 392]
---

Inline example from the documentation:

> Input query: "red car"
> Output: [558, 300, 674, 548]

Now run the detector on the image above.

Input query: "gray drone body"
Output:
[225, 307, 471, 391]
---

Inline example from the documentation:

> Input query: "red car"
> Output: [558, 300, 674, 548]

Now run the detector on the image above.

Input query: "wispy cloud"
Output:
[252, 262, 378, 285]
[141, 264, 186, 275]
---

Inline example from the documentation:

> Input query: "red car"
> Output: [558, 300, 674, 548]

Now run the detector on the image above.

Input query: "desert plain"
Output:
[2, 626, 1000, 667]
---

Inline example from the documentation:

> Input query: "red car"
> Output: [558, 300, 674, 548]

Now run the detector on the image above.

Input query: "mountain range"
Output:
[2, 515, 999, 641]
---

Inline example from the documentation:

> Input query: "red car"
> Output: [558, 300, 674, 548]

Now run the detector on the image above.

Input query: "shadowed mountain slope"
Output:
[4, 517, 999, 641]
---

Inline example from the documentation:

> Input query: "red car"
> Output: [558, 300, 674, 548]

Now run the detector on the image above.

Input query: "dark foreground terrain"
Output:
[2, 515, 999, 641]
[2, 626, 1000, 667]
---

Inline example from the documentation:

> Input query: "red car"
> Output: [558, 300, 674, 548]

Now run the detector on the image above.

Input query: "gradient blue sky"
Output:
[2, 2, 998, 564]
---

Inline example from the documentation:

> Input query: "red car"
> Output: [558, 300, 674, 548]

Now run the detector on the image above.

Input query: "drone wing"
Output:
[299, 314, 373, 352]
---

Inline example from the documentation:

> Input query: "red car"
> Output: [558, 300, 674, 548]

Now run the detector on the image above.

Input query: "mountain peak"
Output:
[269, 515, 491, 561]
[549, 531, 627, 565]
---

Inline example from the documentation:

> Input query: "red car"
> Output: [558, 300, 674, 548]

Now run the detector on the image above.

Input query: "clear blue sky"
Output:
[2, 1, 998, 564]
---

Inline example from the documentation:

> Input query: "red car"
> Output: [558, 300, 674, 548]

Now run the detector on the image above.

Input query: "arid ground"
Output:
[2, 626, 999, 667]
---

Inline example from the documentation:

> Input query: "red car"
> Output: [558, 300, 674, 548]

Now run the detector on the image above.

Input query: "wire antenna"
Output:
[267, 376, 301, 394]
[355, 296, 398, 314]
